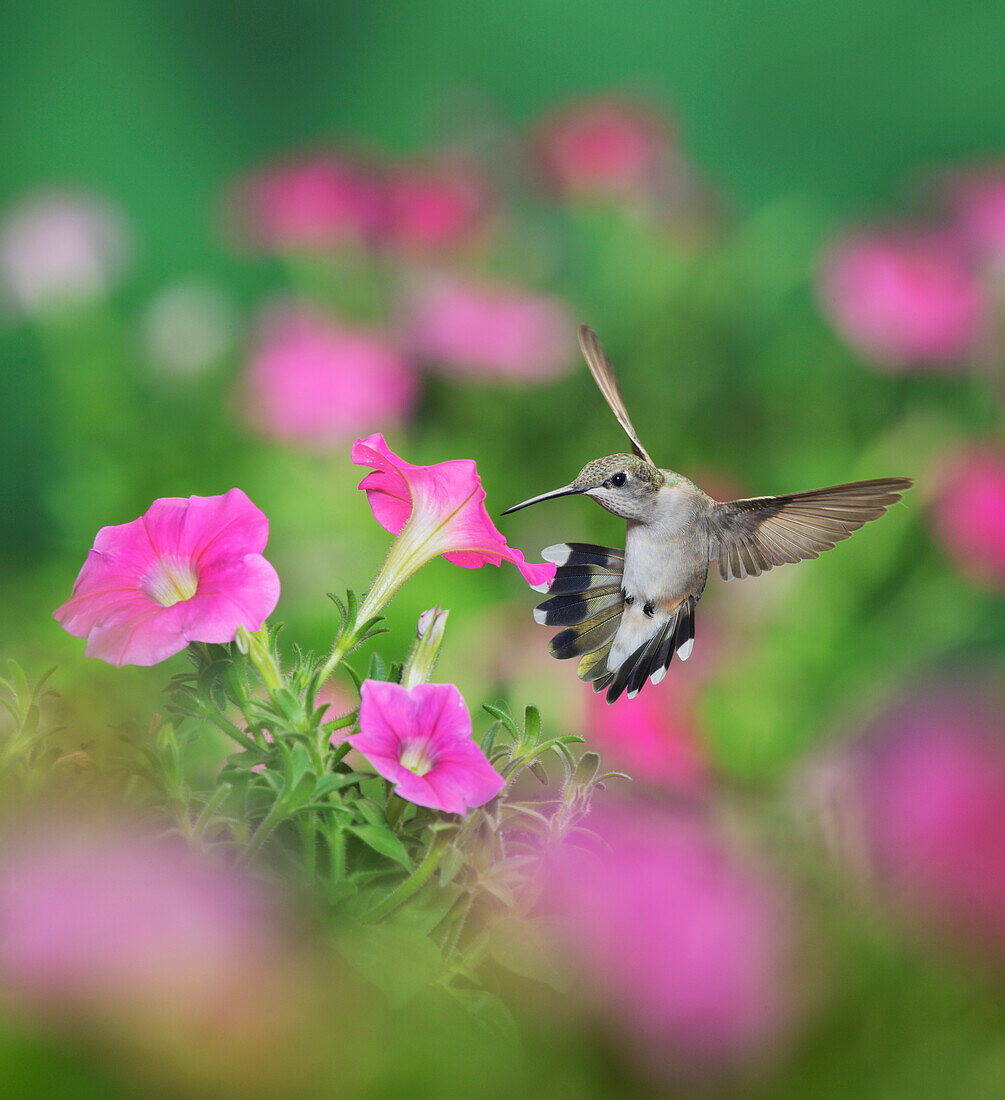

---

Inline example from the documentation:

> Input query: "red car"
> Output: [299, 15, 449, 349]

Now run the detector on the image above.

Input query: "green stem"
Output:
[238, 797, 288, 866]
[192, 785, 230, 840]
[363, 835, 451, 923]
[328, 824, 347, 883]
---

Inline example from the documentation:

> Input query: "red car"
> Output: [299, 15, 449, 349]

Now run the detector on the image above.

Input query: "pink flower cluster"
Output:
[231, 153, 491, 257]
[817, 165, 1005, 369]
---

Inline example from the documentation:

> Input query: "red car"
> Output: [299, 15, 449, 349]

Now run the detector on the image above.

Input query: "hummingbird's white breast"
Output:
[610, 481, 710, 672]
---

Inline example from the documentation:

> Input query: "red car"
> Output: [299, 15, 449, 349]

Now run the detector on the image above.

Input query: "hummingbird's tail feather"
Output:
[605, 595, 697, 703]
[534, 543, 627, 670]
[541, 542, 625, 568]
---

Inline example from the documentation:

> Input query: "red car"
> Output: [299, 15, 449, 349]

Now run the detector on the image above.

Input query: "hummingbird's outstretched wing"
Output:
[578, 325, 655, 466]
[703, 477, 912, 581]
[533, 542, 627, 687]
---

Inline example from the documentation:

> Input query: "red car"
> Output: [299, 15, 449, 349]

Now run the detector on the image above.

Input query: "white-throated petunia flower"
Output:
[349, 434, 555, 621]
[54, 489, 280, 666]
[350, 679, 504, 814]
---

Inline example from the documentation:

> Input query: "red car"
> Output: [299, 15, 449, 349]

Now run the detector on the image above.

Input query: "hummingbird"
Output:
[503, 325, 912, 704]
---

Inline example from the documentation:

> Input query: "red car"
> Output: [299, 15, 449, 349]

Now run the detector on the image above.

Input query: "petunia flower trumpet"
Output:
[54, 488, 280, 666]
[349, 679, 504, 815]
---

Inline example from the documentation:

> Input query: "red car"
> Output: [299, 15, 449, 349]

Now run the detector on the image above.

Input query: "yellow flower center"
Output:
[399, 740, 435, 777]
[142, 557, 199, 607]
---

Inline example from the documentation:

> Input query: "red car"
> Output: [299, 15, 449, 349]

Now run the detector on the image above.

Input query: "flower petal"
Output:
[350, 680, 504, 815]
[351, 434, 556, 588]
[54, 490, 281, 667]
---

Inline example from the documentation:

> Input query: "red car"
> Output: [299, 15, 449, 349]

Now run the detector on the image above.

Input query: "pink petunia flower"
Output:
[349, 679, 504, 814]
[534, 96, 673, 200]
[817, 229, 985, 368]
[548, 807, 793, 1068]
[229, 154, 386, 252]
[54, 488, 281, 666]
[238, 303, 418, 448]
[383, 160, 491, 253]
[931, 446, 1005, 587]
[0, 189, 131, 315]
[400, 274, 575, 381]
[350, 433, 555, 622]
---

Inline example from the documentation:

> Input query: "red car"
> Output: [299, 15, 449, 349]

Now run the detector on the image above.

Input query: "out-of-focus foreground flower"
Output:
[548, 808, 794, 1073]
[0, 828, 275, 1011]
[817, 229, 984, 368]
[401, 274, 576, 381]
[0, 190, 131, 315]
[350, 433, 555, 616]
[54, 488, 280, 665]
[238, 304, 417, 448]
[350, 679, 504, 814]
[800, 689, 1005, 957]
[930, 446, 1005, 588]
[534, 96, 673, 201]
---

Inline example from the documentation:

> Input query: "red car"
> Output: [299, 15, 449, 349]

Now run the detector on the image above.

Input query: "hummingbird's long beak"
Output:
[501, 484, 587, 515]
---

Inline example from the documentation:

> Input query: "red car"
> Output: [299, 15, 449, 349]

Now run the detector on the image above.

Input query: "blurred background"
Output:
[1, 1, 1003, 1096]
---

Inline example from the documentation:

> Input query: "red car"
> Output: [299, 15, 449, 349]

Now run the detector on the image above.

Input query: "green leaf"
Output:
[482, 704, 520, 740]
[438, 845, 464, 886]
[348, 824, 412, 870]
[489, 917, 572, 993]
[444, 987, 521, 1053]
[355, 798, 386, 827]
[522, 705, 541, 748]
[335, 922, 442, 1008]
[367, 651, 387, 681]
[313, 772, 364, 798]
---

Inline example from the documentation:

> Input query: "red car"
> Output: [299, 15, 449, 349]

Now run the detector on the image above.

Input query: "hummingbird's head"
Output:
[502, 453, 664, 521]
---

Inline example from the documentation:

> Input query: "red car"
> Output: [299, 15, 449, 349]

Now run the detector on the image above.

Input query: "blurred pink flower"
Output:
[817, 229, 984, 368]
[534, 96, 672, 200]
[231, 154, 385, 252]
[0, 829, 276, 1012]
[0, 189, 131, 314]
[384, 160, 491, 253]
[585, 685, 706, 792]
[350, 679, 504, 814]
[401, 275, 575, 381]
[239, 305, 418, 448]
[54, 488, 280, 666]
[941, 165, 1005, 267]
[931, 447, 1005, 587]
[352, 433, 555, 596]
[859, 694, 1005, 949]
[549, 809, 792, 1067]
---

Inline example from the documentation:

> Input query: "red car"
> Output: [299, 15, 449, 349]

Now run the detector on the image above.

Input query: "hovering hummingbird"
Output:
[503, 326, 912, 704]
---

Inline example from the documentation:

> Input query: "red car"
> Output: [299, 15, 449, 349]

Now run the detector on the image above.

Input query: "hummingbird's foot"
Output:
[642, 600, 655, 618]
[623, 591, 634, 606]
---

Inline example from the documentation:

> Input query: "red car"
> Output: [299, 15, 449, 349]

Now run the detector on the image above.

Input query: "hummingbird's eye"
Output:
[611, 472, 627, 488]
